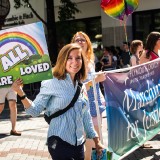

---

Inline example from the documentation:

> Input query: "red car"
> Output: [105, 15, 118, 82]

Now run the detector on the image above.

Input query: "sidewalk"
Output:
[0, 102, 51, 160]
[0, 103, 160, 160]
[102, 116, 160, 160]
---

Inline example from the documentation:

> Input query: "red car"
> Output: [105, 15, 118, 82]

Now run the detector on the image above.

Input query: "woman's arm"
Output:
[12, 78, 51, 117]
[12, 78, 32, 108]
[85, 61, 106, 91]
[85, 72, 106, 91]
[93, 137, 105, 155]
[83, 103, 105, 155]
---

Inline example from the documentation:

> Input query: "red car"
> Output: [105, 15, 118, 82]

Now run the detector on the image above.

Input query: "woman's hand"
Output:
[95, 72, 106, 83]
[12, 78, 32, 108]
[12, 78, 25, 96]
[93, 137, 106, 156]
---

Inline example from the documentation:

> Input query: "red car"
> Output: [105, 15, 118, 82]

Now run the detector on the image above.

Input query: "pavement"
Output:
[0, 99, 51, 160]
[102, 116, 160, 160]
[0, 100, 160, 160]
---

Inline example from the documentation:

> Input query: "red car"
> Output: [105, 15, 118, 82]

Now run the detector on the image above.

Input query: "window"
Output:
[56, 17, 102, 47]
[132, 9, 160, 44]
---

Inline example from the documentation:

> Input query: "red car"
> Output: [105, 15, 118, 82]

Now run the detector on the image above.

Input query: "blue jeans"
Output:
[48, 136, 84, 160]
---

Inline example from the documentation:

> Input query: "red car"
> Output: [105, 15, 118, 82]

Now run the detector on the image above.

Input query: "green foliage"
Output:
[14, 0, 22, 9]
[57, 0, 81, 44]
[14, 0, 80, 21]
[13, 0, 81, 59]
[58, 0, 80, 21]
[14, 0, 30, 9]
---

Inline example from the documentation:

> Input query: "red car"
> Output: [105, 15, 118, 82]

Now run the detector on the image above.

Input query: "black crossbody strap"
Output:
[49, 82, 82, 119]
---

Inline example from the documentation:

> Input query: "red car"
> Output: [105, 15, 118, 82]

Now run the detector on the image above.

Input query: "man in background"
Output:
[120, 42, 131, 68]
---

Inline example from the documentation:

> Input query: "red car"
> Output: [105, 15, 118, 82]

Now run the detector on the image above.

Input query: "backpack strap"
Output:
[46, 82, 82, 121]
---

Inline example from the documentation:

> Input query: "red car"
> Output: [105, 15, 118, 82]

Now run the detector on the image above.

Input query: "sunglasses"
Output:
[75, 38, 86, 43]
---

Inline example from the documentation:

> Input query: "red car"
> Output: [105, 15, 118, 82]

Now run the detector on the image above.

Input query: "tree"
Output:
[57, 0, 80, 45]
[13, 0, 80, 64]
[58, 0, 80, 21]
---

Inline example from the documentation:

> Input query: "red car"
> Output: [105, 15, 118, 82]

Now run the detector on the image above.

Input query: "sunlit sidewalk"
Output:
[0, 106, 51, 160]
[101, 110, 160, 160]
[1, 104, 160, 160]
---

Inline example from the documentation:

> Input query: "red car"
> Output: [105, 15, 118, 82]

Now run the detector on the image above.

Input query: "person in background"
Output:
[145, 31, 160, 60]
[71, 31, 106, 160]
[139, 49, 150, 64]
[130, 40, 143, 66]
[140, 32, 160, 148]
[0, 87, 21, 136]
[115, 46, 123, 69]
[110, 45, 118, 69]
[120, 41, 131, 68]
[130, 40, 153, 148]
[100, 47, 114, 71]
[95, 44, 103, 62]
[11, 43, 104, 160]
[140, 31, 160, 148]
[94, 44, 103, 72]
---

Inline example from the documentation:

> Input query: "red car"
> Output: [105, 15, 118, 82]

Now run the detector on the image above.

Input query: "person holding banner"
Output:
[11, 43, 104, 160]
[0, 87, 21, 136]
[145, 31, 160, 60]
[71, 31, 106, 160]
[130, 40, 153, 149]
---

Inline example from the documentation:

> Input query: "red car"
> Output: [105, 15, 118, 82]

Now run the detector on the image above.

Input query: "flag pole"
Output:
[91, 74, 103, 144]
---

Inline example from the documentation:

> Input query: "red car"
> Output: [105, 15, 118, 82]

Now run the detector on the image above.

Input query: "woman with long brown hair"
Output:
[11, 43, 104, 160]
[145, 31, 160, 60]
[71, 31, 106, 160]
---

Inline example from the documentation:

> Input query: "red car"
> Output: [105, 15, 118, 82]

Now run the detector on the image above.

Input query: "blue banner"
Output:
[103, 59, 160, 159]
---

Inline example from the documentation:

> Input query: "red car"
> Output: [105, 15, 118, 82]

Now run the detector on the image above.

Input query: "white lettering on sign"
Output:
[0, 45, 29, 72]
[0, 76, 13, 86]
[20, 63, 50, 76]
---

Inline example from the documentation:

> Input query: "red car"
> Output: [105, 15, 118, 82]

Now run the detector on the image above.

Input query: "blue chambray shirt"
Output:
[25, 74, 97, 146]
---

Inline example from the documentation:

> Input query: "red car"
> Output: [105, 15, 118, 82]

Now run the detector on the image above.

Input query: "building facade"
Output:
[3, 0, 160, 47]
[101, 0, 160, 46]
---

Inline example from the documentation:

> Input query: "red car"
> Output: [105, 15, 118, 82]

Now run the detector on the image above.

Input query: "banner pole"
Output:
[91, 74, 103, 144]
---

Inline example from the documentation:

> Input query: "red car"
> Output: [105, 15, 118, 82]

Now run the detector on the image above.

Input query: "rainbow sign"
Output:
[0, 22, 53, 88]
[0, 31, 44, 56]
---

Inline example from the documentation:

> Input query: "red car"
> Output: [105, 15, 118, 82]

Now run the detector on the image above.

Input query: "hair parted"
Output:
[130, 40, 143, 55]
[71, 31, 95, 63]
[53, 43, 87, 81]
[146, 31, 160, 58]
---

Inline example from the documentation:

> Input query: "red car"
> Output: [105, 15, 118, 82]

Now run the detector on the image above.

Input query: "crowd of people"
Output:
[94, 31, 160, 72]
[0, 31, 160, 160]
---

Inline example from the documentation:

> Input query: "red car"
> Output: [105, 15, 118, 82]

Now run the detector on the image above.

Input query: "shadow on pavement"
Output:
[22, 126, 48, 132]
[123, 134, 160, 160]
[151, 134, 160, 141]
[123, 148, 160, 160]
[0, 133, 11, 139]
[0, 95, 44, 121]
[151, 154, 160, 160]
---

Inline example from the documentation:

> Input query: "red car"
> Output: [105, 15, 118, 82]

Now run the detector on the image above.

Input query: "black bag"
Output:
[44, 82, 82, 124]
[44, 113, 51, 124]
